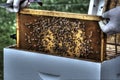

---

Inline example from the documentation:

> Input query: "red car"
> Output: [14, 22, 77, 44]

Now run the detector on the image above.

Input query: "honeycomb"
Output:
[17, 9, 105, 61]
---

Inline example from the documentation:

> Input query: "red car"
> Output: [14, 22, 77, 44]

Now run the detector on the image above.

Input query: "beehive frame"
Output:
[16, 9, 106, 62]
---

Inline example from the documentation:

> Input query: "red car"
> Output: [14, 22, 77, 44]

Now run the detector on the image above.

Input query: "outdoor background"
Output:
[0, 0, 90, 80]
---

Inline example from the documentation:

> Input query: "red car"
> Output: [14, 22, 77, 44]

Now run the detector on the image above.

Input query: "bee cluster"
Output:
[18, 14, 102, 61]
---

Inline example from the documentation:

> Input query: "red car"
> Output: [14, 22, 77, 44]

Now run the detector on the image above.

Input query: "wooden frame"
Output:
[20, 9, 102, 21]
[17, 9, 106, 62]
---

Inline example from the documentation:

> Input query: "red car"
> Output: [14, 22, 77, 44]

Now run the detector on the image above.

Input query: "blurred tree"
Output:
[31, 0, 90, 13]
[0, 0, 16, 50]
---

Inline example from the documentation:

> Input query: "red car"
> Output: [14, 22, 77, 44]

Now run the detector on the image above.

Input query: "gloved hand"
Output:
[100, 6, 120, 34]
[6, 0, 29, 12]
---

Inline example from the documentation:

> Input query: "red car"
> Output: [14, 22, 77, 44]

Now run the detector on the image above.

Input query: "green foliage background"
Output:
[31, 0, 89, 13]
[0, 0, 90, 80]
[0, 1, 16, 50]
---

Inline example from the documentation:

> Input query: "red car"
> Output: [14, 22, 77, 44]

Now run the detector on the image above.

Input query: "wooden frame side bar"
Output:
[16, 13, 20, 48]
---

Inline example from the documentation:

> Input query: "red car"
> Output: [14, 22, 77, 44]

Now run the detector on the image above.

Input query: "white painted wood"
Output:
[88, 0, 105, 16]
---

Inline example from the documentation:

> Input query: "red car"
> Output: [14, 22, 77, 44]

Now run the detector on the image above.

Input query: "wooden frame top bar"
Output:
[19, 9, 102, 21]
